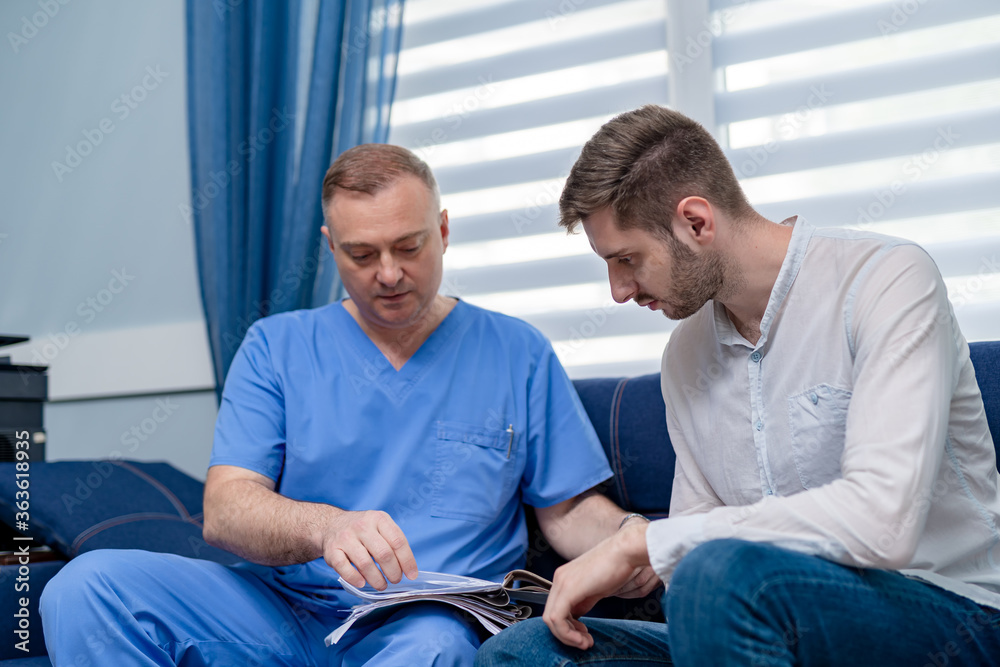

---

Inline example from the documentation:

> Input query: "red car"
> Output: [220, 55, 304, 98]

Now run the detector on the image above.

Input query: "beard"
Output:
[644, 235, 732, 320]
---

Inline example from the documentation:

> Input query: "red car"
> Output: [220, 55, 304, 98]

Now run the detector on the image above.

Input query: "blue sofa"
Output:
[1, 340, 997, 665]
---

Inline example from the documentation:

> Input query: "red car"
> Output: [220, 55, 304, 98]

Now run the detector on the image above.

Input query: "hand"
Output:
[321, 509, 418, 591]
[542, 522, 651, 650]
[613, 564, 662, 599]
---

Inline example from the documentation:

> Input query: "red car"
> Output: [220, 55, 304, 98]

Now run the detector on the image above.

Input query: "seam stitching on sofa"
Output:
[113, 460, 191, 519]
[609, 378, 625, 503]
[613, 378, 631, 508]
[70, 512, 201, 556]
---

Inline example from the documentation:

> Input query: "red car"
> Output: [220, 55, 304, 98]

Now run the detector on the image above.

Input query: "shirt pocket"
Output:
[431, 421, 518, 523]
[787, 384, 852, 489]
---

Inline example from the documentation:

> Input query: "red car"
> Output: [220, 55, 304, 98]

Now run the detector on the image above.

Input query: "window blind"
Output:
[389, 0, 1000, 379]
[714, 0, 1000, 343]
[389, 0, 676, 379]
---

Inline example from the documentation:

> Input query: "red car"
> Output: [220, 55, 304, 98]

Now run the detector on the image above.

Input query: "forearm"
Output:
[537, 490, 633, 561]
[203, 476, 339, 566]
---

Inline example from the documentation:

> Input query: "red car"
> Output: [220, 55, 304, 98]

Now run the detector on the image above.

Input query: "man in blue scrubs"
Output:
[40, 144, 659, 666]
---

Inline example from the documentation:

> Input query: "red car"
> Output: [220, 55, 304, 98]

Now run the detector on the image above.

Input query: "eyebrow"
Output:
[601, 248, 630, 260]
[340, 231, 427, 251]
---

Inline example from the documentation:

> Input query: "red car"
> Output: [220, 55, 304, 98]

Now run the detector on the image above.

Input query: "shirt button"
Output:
[755, 420, 763, 431]
[810, 392, 819, 404]
[750, 351, 762, 362]
[766, 489, 774, 496]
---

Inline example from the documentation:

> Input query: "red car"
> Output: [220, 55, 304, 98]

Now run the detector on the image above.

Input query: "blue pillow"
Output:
[0, 460, 240, 564]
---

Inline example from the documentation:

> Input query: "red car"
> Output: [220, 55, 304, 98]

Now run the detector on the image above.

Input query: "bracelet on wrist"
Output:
[618, 512, 650, 530]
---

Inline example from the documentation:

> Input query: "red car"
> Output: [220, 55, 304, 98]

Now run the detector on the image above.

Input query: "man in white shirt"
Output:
[475, 105, 1000, 665]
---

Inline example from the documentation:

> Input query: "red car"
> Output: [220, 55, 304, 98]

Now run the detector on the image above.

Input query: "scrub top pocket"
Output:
[430, 421, 518, 523]
[787, 384, 852, 489]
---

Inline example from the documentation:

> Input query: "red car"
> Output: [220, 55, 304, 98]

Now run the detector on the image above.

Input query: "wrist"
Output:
[618, 512, 649, 531]
[615, 519, 652, 567]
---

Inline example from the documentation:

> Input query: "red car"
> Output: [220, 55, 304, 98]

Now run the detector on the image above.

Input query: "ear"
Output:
[320, 224, 336, 253]
[439, 209, 450, 254]
[671, 196, 715, 248]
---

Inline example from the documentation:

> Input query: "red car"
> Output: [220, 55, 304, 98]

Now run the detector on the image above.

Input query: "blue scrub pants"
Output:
[475, 539, 1000, 666]
[40, 549, 482, 666]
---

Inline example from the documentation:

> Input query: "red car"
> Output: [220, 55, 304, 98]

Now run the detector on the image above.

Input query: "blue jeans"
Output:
[475, 539, 1000, 666]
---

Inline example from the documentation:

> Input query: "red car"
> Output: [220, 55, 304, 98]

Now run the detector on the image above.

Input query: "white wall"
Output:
[0, 0, 217, 480]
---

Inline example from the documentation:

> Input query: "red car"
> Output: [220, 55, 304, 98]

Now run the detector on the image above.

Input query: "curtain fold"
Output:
[185, 0, 404, 400]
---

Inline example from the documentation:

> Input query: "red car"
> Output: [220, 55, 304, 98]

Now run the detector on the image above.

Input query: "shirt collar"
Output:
[712, 216, 814, 349]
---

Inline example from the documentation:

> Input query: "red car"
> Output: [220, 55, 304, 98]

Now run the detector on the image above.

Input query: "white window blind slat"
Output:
[713, 0, 998, 66]
[401, 0, 628, 50]
[391, 77, 667, 148]
[395, 23, 665, 102]
[725, 105, 1000, 180]
[753, 172, 1000, 230]
[716, 41, 1000, 124]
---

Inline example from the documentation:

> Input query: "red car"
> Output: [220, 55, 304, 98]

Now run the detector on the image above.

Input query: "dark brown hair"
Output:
[321, 144, 438, 209]
[559, 105, 753, 235]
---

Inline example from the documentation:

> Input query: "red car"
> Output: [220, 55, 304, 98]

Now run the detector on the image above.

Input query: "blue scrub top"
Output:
[211, 300, 612, 605]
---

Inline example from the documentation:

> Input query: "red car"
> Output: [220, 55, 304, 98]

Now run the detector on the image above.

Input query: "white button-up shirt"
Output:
[647, 218, 1000, 610]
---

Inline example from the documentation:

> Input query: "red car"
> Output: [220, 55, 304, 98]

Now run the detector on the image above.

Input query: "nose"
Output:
[376, 253, 403, 287]
[608, 264, 636, 304]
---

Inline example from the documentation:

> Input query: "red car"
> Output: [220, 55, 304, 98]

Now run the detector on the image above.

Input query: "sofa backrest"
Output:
[572, 339, 1000, 516]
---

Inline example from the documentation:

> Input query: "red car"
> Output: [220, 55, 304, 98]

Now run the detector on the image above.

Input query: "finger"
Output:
[341, 540, 388, 590]
[377, 516, 418, 580]
[325, 548, 367, 589]
[543, 611, 593, 650]
[543, 589, 593, 650]
[361, 532, 404, 586]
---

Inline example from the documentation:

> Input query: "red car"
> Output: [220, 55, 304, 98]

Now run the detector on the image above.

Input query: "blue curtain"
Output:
[185, 0, 404, 400]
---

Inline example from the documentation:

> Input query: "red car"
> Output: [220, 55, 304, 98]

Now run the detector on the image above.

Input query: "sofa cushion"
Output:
[969, 341, 1000, 448]
[0, 460, 239, 564]
[573, 374, 674, 516]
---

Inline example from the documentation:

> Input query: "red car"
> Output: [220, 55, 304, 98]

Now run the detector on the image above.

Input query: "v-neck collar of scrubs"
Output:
[332, 298, 468, 401]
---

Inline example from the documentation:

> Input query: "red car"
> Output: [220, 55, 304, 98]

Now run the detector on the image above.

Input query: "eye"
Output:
[350, 252, 373, 262]
[617, 255, 633, 265]
[399, 246, 420, 254]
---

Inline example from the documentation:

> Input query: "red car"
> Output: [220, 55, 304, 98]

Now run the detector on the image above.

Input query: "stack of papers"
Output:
[325, 569, 552, 645]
